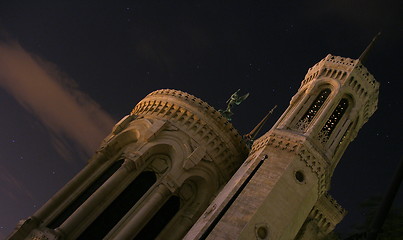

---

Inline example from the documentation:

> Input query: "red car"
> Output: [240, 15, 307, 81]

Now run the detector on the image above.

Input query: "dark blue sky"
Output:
[0, 1, 402, 238]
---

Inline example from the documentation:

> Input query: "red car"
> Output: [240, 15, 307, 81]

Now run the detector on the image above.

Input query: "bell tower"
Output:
[184, 51, 379, 239]
[277, 53, 379, 171]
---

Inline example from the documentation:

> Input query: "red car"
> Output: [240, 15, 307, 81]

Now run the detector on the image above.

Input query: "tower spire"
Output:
[244, 105, 277, 142]
[359, 32, 381, 64]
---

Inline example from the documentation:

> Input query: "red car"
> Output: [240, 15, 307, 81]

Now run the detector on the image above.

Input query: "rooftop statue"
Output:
[219, 89, 249, 121]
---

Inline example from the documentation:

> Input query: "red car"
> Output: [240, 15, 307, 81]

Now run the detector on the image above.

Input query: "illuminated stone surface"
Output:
[9, 54, 379, 240]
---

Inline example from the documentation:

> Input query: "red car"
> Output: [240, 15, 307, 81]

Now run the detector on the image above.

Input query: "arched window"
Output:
[77, 171, 157, 239]
[317, 98, 349, 144]
[295, 88, 331, 131]
[47, 159, 124, 229]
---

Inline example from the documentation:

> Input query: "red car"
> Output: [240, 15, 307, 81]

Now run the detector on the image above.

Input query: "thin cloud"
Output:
[0, 40, 115, 163]
[0, 165, 34, 201]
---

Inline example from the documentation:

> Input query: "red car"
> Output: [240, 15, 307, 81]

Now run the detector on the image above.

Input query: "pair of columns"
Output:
[63, 160, 175, 239]
[33, 155, 173, 239]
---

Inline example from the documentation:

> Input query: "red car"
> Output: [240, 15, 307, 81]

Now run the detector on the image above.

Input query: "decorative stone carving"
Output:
[295, 117, 311, 132]
[316, 129, 330, 144]
[297, 146, 328, 195]
[131, 89, 248, 179]
[306, 193, 347, 235]
[251, 132, 301, 154]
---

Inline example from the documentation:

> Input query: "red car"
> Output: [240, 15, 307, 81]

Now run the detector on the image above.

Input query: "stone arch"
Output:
[148, 132, 192, 172]
[157, 174, 216, 240]
[95, 126, 141, 162]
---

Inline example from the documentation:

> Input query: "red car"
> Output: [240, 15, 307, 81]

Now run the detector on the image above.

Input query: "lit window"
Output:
[295, 89, 331, 131]
[317, 99, 349, 143]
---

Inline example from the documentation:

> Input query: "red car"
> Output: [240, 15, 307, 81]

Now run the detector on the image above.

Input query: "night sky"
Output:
[0, 1, 402, 238]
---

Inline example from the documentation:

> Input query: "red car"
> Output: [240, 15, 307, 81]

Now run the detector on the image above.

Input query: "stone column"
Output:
[113, 184, 171, 239]
[280, 93, 312, 129]
[56, 160, 135, 238]
[33, 158, 104, 222]
[328, 118, 351, 153]
[160, 215, 194, 240]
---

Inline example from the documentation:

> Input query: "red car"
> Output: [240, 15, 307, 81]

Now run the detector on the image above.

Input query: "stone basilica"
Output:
[9, 48, 379, 239]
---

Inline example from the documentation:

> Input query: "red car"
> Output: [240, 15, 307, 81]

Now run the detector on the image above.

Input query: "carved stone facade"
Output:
[9, 54, 378, 240]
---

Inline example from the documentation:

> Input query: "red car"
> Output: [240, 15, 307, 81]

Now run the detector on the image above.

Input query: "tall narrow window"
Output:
[294, 89, 331, 131]
[134, 195, 181, 240]
[334, 121, 353, 154]
[47, 159, 124, 229]
[317, 98, 349, 144]
[77, 171, 157, 239]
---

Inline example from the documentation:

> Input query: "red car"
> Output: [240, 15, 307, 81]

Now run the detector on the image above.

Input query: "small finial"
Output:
[244, 105, 277, 147]
[359, 32, 381, 64]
